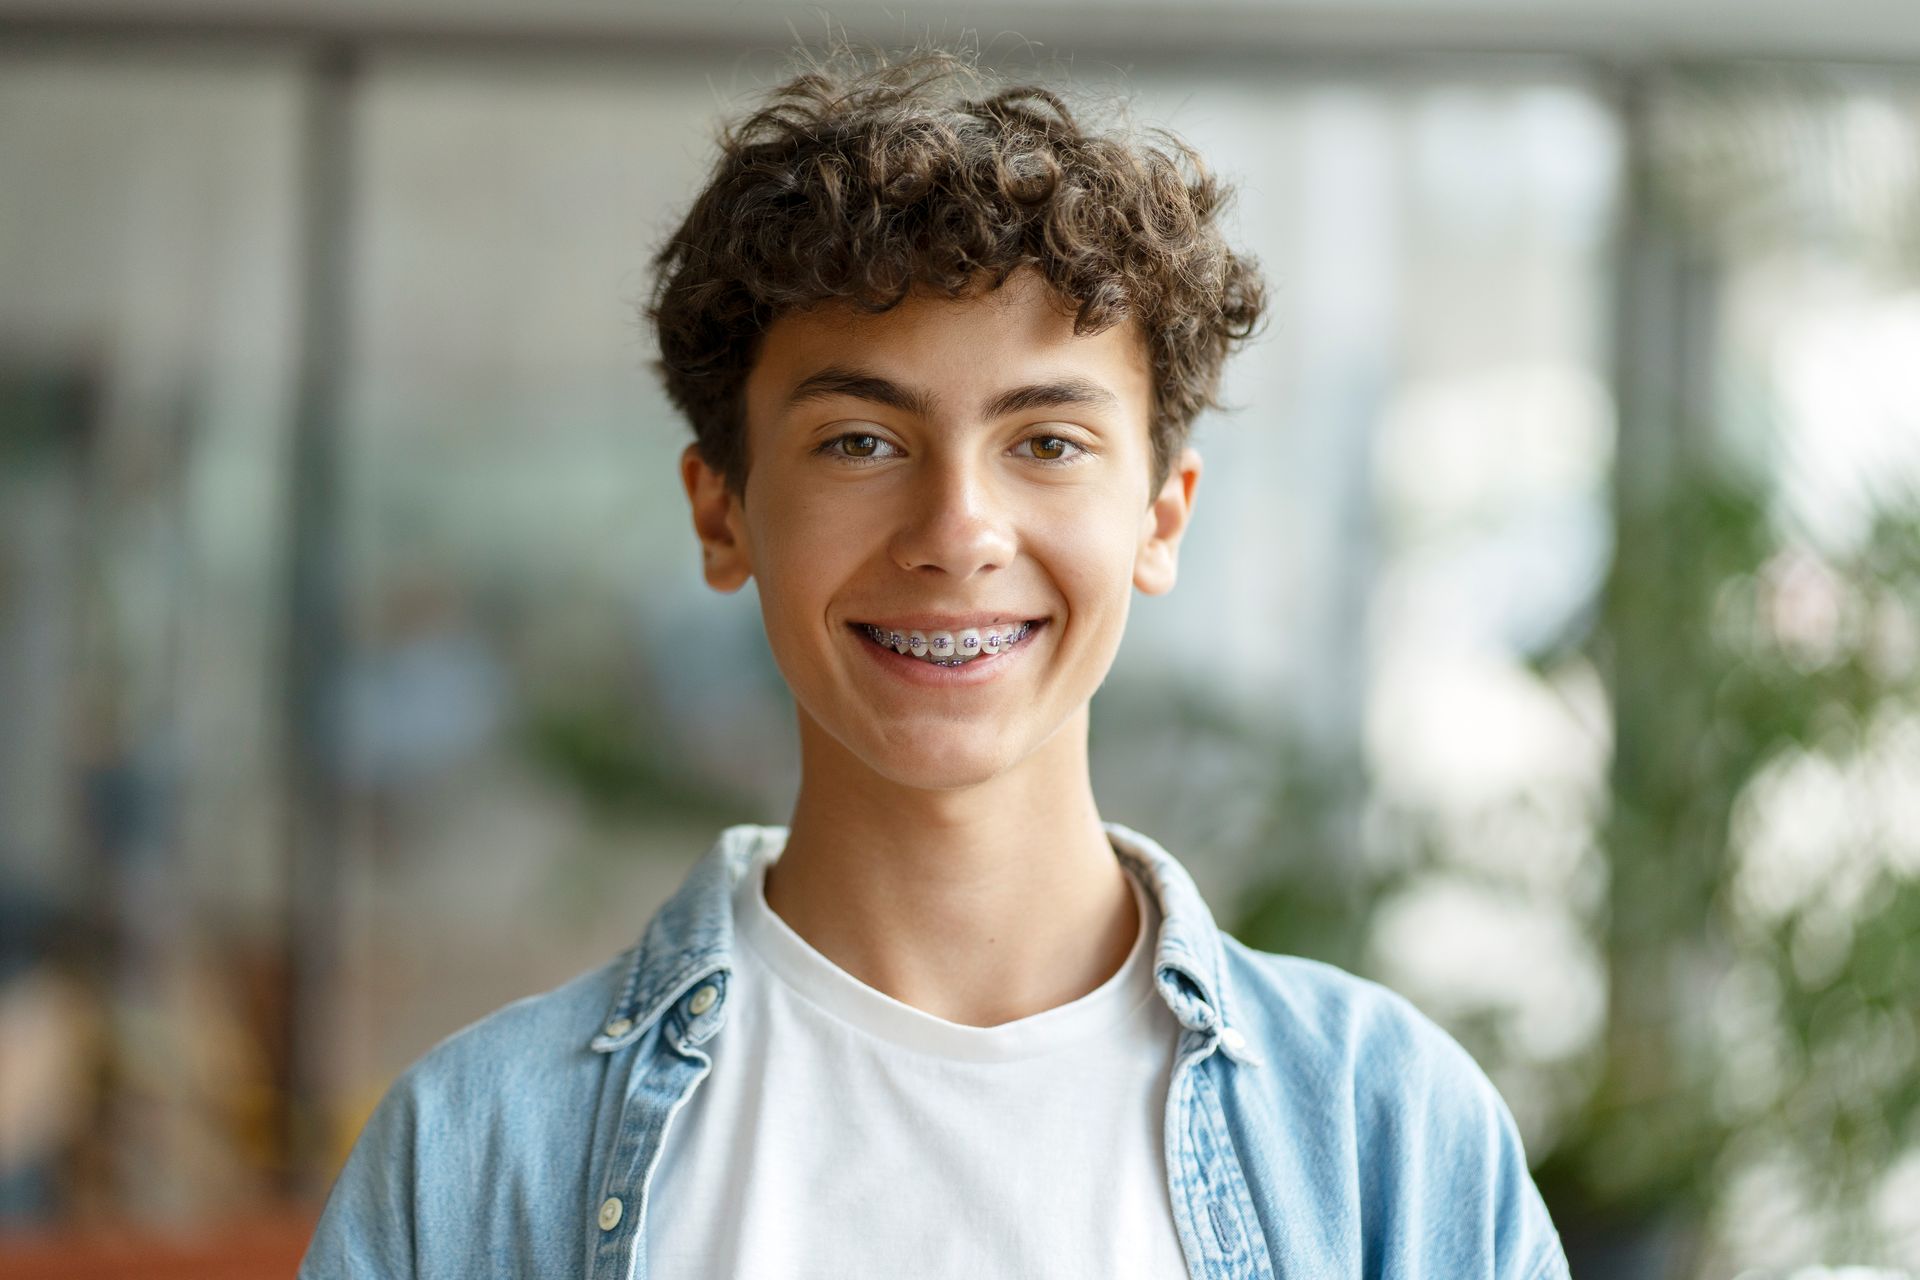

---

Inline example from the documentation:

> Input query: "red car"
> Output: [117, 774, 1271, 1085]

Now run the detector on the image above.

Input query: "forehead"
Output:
[744, 268, 1151, 419]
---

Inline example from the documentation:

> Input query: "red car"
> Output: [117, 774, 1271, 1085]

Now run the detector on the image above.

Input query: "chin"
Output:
[876, 753, 1008, 792]
[859, 733, 1014, 792]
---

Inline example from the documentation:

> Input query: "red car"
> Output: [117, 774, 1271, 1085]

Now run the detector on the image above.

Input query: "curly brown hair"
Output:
[647, 45, 1266, 504]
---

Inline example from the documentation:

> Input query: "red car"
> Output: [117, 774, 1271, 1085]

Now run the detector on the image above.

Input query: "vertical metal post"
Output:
[1566, 61, 1726, 1271]
[280, 38, 358, 1198]
[1605, 60, 1725, 1035]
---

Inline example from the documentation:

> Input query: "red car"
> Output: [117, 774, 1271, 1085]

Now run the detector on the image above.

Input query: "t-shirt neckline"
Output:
[733, 833, 1161, 1064]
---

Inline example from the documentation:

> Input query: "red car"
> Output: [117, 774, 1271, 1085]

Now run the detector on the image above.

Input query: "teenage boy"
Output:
[302, 48, 1571, 1280]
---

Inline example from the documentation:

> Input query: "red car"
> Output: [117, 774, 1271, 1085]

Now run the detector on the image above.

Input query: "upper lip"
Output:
[853, 613, 1046, 632]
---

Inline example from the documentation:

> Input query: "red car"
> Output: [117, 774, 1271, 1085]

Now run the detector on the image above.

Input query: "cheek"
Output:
[747, 491, 869, 618]
[1031, 510, 1141, 619]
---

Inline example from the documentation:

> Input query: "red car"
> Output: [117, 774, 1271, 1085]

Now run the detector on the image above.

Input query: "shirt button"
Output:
[598, 1196, 623, 1231]
[1219, 1026, 1247, 1053]
[603, 1017, 633, 1038]
[688, 984, 718, 1016]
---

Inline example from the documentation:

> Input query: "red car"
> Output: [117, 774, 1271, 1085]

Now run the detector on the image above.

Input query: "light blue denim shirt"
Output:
[301, 821, 1571, 1279]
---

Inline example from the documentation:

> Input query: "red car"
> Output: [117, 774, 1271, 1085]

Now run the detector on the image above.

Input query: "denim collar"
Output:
[587, 821, 1261, 1066]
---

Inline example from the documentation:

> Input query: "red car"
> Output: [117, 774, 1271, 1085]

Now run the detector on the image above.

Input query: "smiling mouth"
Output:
[850, 619, 1046, 666]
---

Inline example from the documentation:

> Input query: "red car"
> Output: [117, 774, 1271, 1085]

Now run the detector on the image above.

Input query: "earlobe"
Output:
[680, 443, 753, 593]
[1133, 445, 1202, 597]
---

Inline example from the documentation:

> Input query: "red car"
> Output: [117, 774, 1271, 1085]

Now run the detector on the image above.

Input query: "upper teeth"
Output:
[863, 621, 1033, 663]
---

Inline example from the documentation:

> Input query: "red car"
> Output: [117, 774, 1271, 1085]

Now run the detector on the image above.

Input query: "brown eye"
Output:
[813, 431, 899, 465]
[1020, 434, 1084, 465]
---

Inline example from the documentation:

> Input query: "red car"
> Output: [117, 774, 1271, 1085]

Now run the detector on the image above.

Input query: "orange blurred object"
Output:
[0, 1207, 318, 1280]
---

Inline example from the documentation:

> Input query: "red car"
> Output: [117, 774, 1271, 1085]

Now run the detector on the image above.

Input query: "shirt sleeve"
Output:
[298, 1070, 423, 1279]
[1357, 986, 1572, 1280]
[1485, 1089, 1571, 1280]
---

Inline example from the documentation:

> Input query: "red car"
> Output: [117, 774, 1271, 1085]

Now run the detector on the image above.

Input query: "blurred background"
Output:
[1, 1, 1917, 1276]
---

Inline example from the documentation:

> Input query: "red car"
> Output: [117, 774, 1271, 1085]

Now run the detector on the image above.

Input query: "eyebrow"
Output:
[980, 376, 1120, 420]
[785, 364, 1120, 421]
[786, 366, 938, 418]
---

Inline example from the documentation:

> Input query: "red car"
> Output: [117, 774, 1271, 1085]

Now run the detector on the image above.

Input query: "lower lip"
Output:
[850, 621, 1047, 688]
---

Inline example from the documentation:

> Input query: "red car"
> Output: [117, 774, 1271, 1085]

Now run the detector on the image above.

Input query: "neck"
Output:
[763, 706, 1140, 1027]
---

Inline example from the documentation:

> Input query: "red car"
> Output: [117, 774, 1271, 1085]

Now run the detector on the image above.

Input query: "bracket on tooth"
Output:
[865, 621, 1031, 664]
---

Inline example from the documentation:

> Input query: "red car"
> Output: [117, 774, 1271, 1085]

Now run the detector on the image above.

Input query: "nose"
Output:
[888, 449, 1017, 578]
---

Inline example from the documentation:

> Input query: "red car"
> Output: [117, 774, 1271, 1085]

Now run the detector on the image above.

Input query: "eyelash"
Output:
[813, 432, 1090, 468]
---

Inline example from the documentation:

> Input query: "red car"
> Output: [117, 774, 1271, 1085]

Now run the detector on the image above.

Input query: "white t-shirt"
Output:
[644, 833, 1192, 1279]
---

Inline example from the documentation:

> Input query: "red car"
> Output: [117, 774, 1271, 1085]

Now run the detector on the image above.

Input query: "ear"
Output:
[680, 443, 753, 593]
[1133, 445, 1202, 597]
